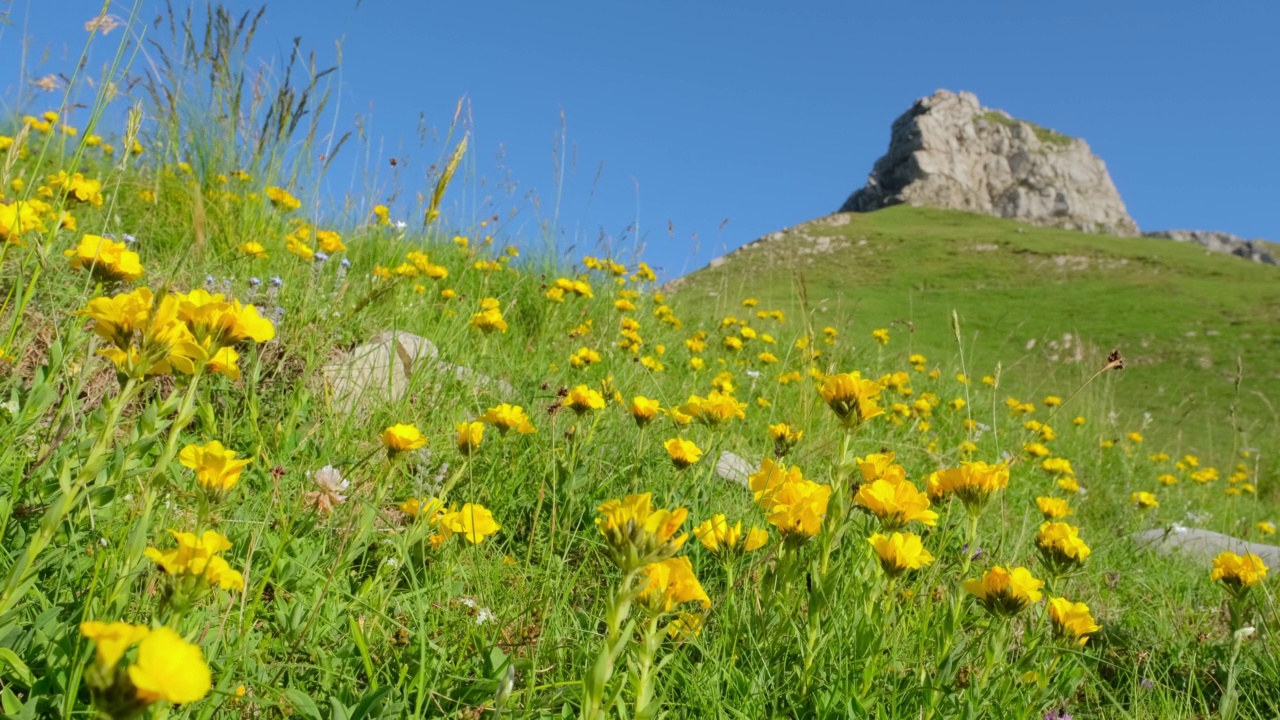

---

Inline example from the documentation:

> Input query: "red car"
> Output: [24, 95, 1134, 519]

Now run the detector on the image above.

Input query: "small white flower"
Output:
[384, 558, 398, 568]
[394, 220, 407, 230]
[475, 608, 495, 625]
[99, 538, 109, 547]
[746, 370, 762, 379]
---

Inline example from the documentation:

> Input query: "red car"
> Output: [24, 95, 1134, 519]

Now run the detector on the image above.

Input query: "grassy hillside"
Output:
[672, 205, 1280, 459]
[2, 8, 1279, 720]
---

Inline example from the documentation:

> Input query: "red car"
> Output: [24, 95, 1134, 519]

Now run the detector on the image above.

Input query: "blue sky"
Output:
[4, 1, 1278, 279]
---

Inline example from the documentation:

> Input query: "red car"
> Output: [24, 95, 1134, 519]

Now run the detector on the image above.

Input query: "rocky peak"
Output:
[1143, 229, 1277, 265]
[841, 89, 1139, 237]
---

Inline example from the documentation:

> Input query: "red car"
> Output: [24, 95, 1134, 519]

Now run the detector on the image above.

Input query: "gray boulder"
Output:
[842, 89, 1139, 237]
[322, 331, 514, 412]
[715, 451, 754, 487]
[1132, 525, 1280, 568]
[1142, 229, 1277, 265]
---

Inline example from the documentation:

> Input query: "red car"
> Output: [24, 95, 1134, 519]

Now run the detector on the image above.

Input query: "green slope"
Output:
[672, 205, 1280, 456]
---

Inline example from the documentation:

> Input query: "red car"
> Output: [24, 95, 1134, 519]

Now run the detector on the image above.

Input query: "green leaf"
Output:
[0, 648, 34, 687]
[282, 688, 323, 720]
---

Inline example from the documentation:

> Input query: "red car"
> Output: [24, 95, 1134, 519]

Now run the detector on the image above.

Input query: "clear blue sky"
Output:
[4, 1, 1278, 279]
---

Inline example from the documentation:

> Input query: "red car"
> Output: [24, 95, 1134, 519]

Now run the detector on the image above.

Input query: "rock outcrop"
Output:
[1143, 229, 1277, 265]
[841, 89, 1139, 237]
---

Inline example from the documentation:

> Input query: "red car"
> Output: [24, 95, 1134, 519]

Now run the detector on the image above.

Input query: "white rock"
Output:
[1132, 527, 1280, 568]
[322, 331, 514, 412]
[715, 451, 754, 487]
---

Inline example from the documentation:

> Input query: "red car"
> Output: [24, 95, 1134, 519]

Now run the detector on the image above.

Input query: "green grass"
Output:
[0, 7, 1277, 720]
[977, 111, 1072, 147]
[672, 205, 1280, 463]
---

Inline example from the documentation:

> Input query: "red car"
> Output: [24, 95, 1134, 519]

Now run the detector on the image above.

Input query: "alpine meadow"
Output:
[0, 4, 1276, 720]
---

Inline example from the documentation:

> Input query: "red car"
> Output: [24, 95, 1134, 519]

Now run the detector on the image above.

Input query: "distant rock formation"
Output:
[841, 89, 1139, 237]
[1143, 229, 1277, 265]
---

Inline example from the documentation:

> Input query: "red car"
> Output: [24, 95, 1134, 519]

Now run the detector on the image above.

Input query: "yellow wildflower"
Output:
[128, 627, 212, 704]
[381, 423, 427, 453]
[65, 234, 144, 283]
[178, 441, 251, 493]
[964, 566, 1043, 616]
[663, 438, 703, 469]
[868, 532, 934, 577]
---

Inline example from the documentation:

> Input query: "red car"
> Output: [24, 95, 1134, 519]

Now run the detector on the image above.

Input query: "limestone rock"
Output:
[841, 89, 1139, 237]
[715, 451, 754, 487]
[322, 331, 514, 412]
[1143, 229, 1277, 265]
[1132, 526, 1280, 568]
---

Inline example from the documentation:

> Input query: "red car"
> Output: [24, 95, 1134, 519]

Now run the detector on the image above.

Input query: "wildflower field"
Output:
[0, 6, 1276, 719]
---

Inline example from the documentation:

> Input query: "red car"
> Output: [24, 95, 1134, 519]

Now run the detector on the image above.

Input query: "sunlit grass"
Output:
[0, 5, 1276, 719]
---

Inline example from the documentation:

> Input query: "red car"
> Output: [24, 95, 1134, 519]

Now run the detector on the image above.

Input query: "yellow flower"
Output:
[1035, 496, 1073, 520]
[399, 496, 445, 521]
[144, 529, 244, 591]
[637, 557, 710, 614]
[1258, 521, 1277, 536]
[1041, 457, 1074, 476]
[80, 289, 208, 378]
[871, 328, 890, 345]
[1130, 491, 1159, 509]
[819, 372, 885, 426]
[566, 385, 605, 414]
[381, 423, 427, 453]
[1058, 475, 1081, 493]
[569, 346, 601, 368]
[1072, 416, 1086, 426]
[1047, 597, 1101, 646]
[1024, 443, 1050, 458]
[239, 241, 267, 259]
[373, 204, 391, 225]
[127, 626, 212, 704]
[856, 452, 906, 485]
[677, 391, 746, 428]
[1044, 395, 1062, 407]
[178, 441, 252, 493]
[630, 396, 661, 426]
[48, 171, 103, 206]
[765, 477, 832, 540]
[722, 335, 743, 351]
[742, 297, 759, 307]
[481, 403, 536, 434]
[868, 532, 934, 577]
[1127, 432, 1144, 444]
[855, 479, 938, 530]
[749, 458, 805, 508]
[932, 461, 1009, 515]
[1157, 473, 1178, 486]
[1035, 521, 1091, 573]
[80, 621, 150, 668]
[470, 297, 508, 334]
[437, 503, 501, 544]
[664, 438, 703, 469]
[693, 514, 769, 556]
[316, 229, 346, 253]
[1190, 468, 1219, 484]
[172, 289, 276, 348]
[265, 186, 301, 212]
[456, 421, 484, 456]
[963, 566, 1043, 616]
[768, 423, 803, 456]
[667, 611, 706, 641]
[65, 234, 144, 283]
[1210, 551, 1268, 591]
[596, 493, 688, 570]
